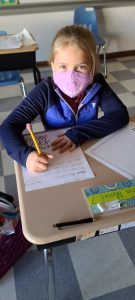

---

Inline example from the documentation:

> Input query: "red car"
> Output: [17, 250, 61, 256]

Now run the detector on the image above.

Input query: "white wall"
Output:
[98, 7, 135, 53]
[1, 6, 135, 62]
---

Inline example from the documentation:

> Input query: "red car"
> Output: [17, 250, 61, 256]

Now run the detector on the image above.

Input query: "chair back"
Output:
[74, 6, 99, 36]
[0, 30, 7, 36]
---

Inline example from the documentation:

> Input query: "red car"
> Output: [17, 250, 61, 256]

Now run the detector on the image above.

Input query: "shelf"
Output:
[1, 0, 135, 15]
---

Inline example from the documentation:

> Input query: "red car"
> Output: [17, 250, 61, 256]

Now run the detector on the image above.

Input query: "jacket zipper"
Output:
[55, 85, 96, 124]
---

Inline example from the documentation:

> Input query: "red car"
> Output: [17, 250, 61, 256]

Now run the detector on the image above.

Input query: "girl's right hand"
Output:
[26, 151, 53, 173]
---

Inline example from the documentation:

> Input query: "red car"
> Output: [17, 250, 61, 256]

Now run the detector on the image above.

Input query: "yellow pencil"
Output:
[26, 123, 41, 155]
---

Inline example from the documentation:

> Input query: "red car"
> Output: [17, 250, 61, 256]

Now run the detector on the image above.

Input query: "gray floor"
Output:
[0, 57, 135, 299]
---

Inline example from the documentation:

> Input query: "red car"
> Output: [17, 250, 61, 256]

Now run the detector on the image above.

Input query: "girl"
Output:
[0, 25, 129, 173]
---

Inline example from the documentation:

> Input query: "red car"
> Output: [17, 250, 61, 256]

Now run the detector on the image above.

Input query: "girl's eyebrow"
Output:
[56, 62, 67, 65]
[56, 62, 88, 65]
[76, 62, 89, 65]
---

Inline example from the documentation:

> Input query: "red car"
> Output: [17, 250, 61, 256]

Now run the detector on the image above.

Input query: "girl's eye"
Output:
[58, 65, 67, 70]
[76, 64, 89, 72]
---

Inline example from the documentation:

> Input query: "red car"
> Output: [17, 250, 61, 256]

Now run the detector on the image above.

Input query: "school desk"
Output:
[14, 122, 135, 300]
[0, 43, 41, 85]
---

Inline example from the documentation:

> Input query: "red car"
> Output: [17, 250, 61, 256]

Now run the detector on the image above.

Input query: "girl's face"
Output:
[51, 44, 91, 73]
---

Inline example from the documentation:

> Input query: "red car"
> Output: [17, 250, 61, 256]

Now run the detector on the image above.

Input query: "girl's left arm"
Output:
[65, 77, 129, 146]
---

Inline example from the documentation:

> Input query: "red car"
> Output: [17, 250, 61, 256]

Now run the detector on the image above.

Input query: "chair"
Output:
[0, 30, 27, 98]
[74, 6, 107, 78]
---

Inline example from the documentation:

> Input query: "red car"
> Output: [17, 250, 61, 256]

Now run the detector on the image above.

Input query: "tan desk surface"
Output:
[0, 43, 38, 55]
[14, 122, 135, 245]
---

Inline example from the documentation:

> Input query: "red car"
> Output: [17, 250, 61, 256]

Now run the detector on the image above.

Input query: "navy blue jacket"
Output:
[0, 73, 129, 167]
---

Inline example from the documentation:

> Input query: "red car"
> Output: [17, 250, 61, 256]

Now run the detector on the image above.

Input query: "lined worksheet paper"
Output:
[85, 123, 135, 179]
[22, 129, 95, 192]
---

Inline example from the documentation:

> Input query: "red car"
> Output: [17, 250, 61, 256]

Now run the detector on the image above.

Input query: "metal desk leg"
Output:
[44, 248, 56, 300]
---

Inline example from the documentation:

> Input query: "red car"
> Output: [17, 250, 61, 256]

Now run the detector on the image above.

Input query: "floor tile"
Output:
[106, 72, 117, 83]
[111, 70, 135, 81]
[0, 111, 11, 125]
[118, 227, 135, 266]
[117, 56, 135, 62]
[128, 106, 135, 117]
[14, 250, 48, 300]
[0, 268, 17, 300]
[117, 92, 135, 108]
[107, 61, 127, 72]
[0, 85, 23, 99]
[1, 149, 15, 176]
[120, 79, 135, 92]
[68, 233, 135, 300]
[0, 96, 21, 113]
[25, 82, 35, 93]
[0, 176, 5, 192]
[122, 60, 135, 69]
[92, 284, 135, 300]
[132, 68, 135, 74]
[54, 245, 83, 300]
[4, 174, 18, 205]
[109, 82, 128, 93]
[20, 71, 35, 84]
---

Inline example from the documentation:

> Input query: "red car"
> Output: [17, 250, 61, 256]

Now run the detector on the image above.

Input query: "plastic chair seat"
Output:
[0, 71, 21, 86]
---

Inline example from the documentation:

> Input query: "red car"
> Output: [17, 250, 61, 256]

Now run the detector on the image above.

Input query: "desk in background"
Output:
[0, 43, 41, 85]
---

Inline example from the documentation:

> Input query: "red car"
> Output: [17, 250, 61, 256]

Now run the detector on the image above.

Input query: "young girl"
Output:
[0, 25, 129, 173]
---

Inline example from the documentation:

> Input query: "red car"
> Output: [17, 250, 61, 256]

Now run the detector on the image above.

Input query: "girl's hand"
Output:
[26, 151, 53, 173]
[51, 134, 76, 153]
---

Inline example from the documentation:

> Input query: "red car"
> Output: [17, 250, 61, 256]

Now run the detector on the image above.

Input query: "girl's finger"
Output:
[52, 139, 67, 151]
[37, 162, 48, 171]
[68, 144, 76, 152]
[59, 143, 71, 153]
[51, 136, 63, 146]
[38, 154, 53, 164]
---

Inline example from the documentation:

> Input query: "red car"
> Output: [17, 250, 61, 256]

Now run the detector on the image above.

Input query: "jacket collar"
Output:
[54, 81, 102, 105]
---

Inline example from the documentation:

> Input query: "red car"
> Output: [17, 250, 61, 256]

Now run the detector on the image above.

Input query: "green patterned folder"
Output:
[83, 179, 135, 214]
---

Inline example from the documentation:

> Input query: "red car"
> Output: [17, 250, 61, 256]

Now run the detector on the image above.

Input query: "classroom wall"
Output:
[0, 6, 135, 62]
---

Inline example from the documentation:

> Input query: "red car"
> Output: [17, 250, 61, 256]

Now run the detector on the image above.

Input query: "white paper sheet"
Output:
[0, 34, 22, 49]
[0, 29, 36, 50]
[22, 129, 95, 192]
[85, 123, 135, 179]
[20, 28, 36, 46]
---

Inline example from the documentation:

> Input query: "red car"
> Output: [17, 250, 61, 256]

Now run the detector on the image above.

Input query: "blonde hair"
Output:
[49, 25, 99, 76]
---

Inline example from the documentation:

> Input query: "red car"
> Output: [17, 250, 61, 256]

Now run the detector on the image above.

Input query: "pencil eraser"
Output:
[26, 123, 32, 132]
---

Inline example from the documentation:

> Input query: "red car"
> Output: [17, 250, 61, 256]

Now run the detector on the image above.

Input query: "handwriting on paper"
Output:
[22, 129, 95, 192]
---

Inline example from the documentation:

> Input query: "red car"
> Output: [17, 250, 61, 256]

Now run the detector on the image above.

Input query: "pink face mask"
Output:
[53, 71, 93, 98]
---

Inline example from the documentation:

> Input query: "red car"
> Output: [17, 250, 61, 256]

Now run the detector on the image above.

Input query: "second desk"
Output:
[0, 43, 41, 84]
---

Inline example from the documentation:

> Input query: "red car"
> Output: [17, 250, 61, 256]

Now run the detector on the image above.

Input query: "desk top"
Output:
[14, 121, 135, 245]
[0, 43, 38, 55]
